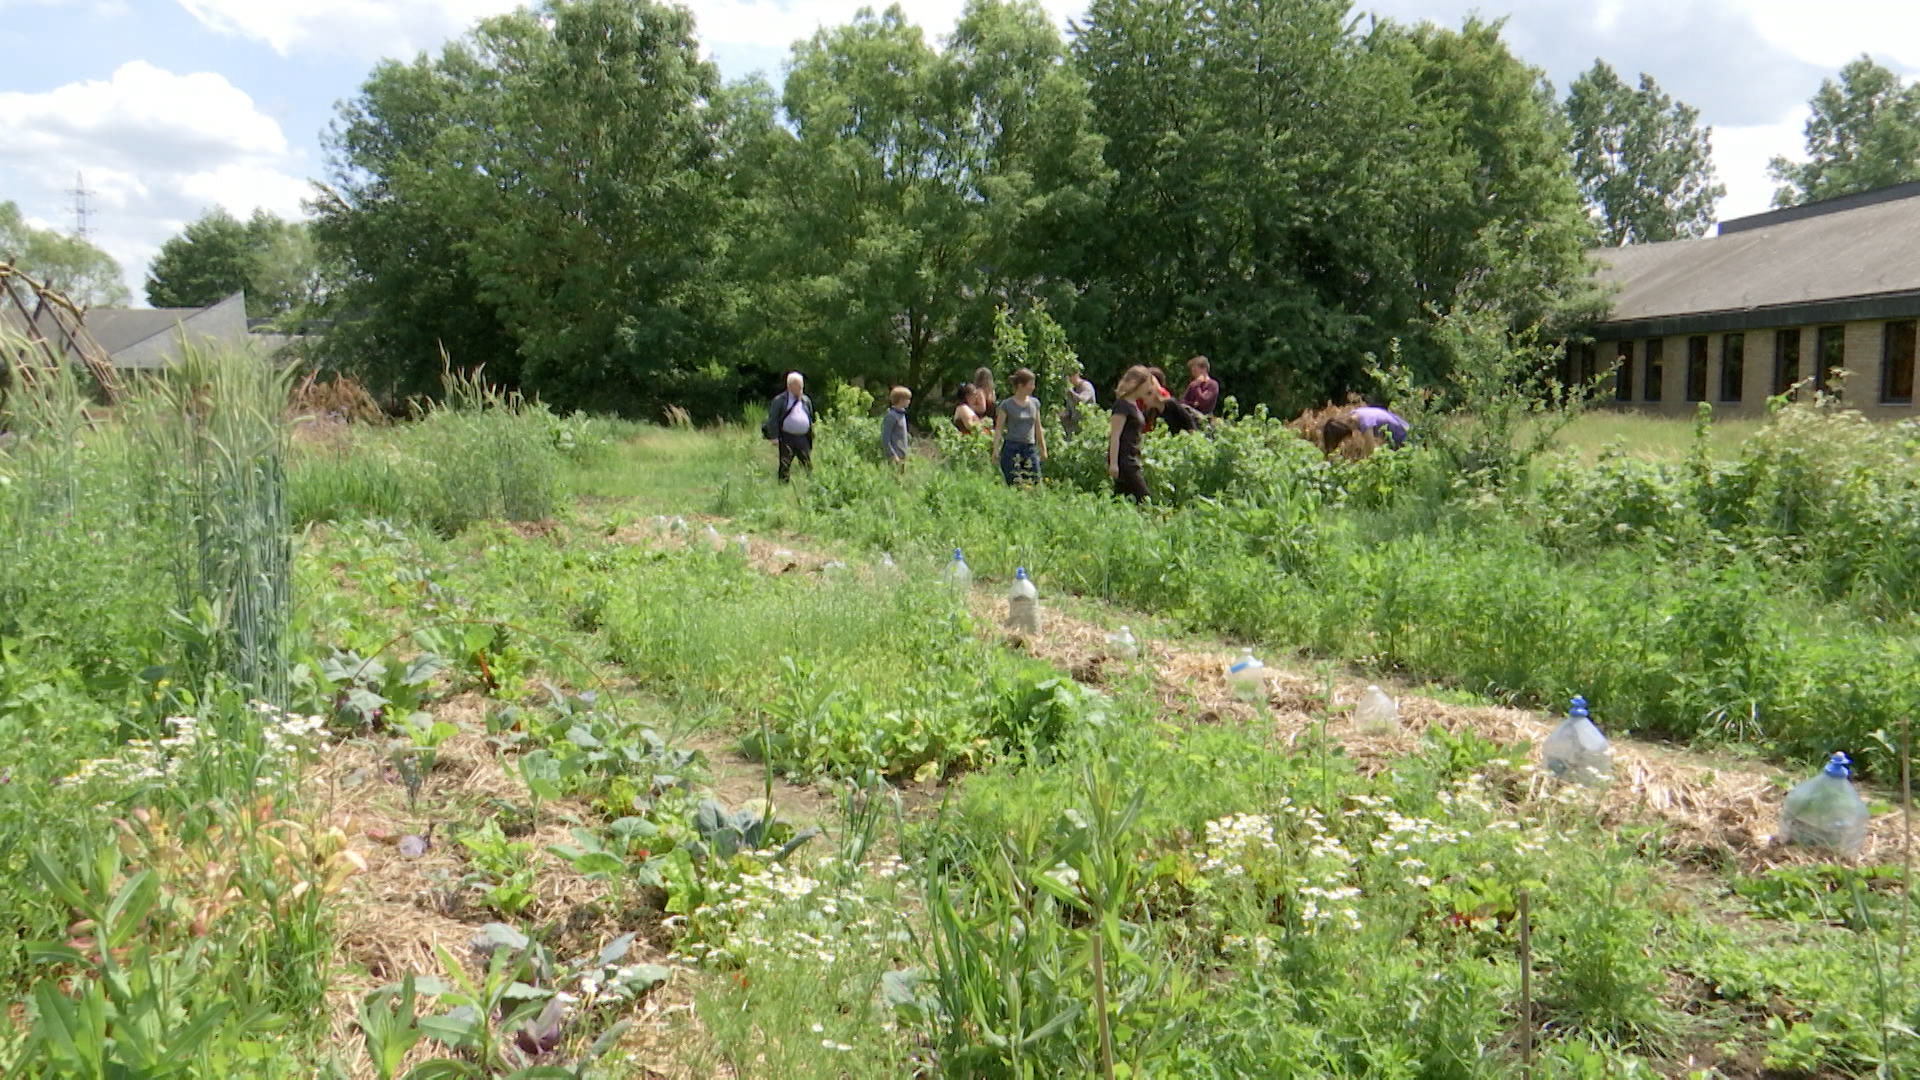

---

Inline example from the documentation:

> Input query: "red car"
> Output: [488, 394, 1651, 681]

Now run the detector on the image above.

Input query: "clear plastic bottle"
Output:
[1780, 752, 1870, 858]
[1106, 625, 1139, 661]
[732, 534, 751, 558]
[1353, 684, 1400, 735]
[702, 525, 725, 552]
[668, 516, 689, 538]
[943, 548, 973, 591]
[1226, 648, 1266, 702]
[1542, 695, 1613, 785]
[1006, 568, 1041, 633]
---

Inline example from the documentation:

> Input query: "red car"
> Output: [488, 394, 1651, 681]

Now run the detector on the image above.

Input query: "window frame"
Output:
[1773, 328, 1801, 397]
[1816, 324, 1845, 395]
[1720, 333, 1745, 403]
[1614, 340, 1633, 402]
[1644, 338, 1664, 402]
[1685, 335, 1709, 402]
[1881, 320, 1917, 405]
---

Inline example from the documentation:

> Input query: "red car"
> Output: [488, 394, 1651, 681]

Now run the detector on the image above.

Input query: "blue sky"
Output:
[3, 0, 1917, 304]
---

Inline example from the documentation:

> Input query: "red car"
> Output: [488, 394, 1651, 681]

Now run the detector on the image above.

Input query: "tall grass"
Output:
[125, 345, 295, 704]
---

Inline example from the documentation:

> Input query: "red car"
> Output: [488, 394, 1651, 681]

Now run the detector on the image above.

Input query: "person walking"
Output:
[763, 371, 816, 482]
[993, 368, 1047, 486]
[1181, 355, 1220, 415]
[881, 386, 911, 473]
[1108, 365, 1155, 502]
[1062, 370, 1097, 436]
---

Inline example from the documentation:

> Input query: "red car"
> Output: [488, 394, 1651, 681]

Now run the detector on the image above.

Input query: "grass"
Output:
[1549, 408, 1770, 461]
[2, 380, 1916, 1078]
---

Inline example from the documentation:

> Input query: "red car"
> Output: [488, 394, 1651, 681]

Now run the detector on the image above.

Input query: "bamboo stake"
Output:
[1518, 887, 1533, 1080]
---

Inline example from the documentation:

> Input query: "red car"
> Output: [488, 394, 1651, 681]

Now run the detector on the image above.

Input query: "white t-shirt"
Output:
[781, 397, 812, 435]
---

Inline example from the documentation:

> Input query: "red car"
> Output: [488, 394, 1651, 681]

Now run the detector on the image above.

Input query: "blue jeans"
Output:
[1000, 440, 1041, 486]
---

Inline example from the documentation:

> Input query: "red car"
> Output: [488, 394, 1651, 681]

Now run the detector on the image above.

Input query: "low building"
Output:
[85, 292, 251, 370]
[1578, 181, 1920, 417]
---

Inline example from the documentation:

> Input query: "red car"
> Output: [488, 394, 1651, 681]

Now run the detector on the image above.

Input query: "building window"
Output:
[1883, 320, 1917, 404]
[1773, 328, 1801, 397]
[1645, 338, 1663, 402]
[1686, 336, 1709, 402]
[1720, 333, 1744, 403]
[1816, 325, 1845, 394]
[1614, 340, 1633, 401]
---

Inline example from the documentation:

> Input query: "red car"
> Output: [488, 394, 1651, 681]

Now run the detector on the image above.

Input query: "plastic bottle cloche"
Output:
[943, 548, 973, 590]
[1780, 752, 1870, 858]
[1353, 685, 1400, 735]
[1542, 695, 1613, 785]
[702, 524, 725, 552]
[1106, 625, 1139, 661]
[1006, 567, 1042, 633]
[1226, 648, 1266, 702]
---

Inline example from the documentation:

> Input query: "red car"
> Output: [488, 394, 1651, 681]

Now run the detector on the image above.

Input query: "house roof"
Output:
[82, 293, 249, 366]
[1591, 187, 1920, 338]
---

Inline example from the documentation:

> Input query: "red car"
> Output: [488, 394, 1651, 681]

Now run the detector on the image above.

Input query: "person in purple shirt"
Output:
[1350, 405, 1409, 448]
[1181, 355, 1220, 415]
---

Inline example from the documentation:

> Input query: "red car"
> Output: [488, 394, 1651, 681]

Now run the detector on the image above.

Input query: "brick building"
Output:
[1574, 181, 1920, 417]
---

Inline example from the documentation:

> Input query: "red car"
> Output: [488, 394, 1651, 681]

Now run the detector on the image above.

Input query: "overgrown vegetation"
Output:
[3, 350, 1917, 1077]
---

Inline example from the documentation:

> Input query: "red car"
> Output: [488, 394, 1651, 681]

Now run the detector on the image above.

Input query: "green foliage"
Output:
[1566, 61, 1724, 245]
[0, 201, 128, 307]
[1770, 55, 1920, 207]
[314, 0, 733, 412]
[145, 208, 322, 320]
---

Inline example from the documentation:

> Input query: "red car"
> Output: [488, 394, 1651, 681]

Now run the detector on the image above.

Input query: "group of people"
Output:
[763, 355, 1404, 503]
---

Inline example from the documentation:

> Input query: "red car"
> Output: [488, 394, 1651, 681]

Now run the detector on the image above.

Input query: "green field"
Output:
[2, 361, 1916, 1078]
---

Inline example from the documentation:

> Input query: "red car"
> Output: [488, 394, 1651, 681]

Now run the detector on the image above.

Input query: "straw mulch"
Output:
[975, 593, 1912, 873]
[311, 692, 685, 1077]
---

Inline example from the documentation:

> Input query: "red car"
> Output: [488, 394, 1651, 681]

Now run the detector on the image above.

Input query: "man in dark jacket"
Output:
[764, 371, 816, 482]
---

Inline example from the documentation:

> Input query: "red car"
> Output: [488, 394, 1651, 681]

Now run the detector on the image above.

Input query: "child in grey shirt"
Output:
[993, 368, 1047, 486]
[881, 386, 911, 471]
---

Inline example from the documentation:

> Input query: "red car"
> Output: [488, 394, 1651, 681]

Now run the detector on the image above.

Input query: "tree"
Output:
[146, 208, 323, 320]
[1072, 2, 1592, 406]
[0, 202, 129, 307]
[314, 0, 733, 412]
[1566, 60, 1724, 244]
[1770, 56, 1920, 207]
[734, 0, 1109, 399]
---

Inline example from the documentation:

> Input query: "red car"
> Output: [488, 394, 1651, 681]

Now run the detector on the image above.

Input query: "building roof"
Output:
[81, 293, 251, 368]
[1591, 186, 1920, 338]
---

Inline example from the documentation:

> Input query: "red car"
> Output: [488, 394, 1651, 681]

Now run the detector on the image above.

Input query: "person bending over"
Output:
[1351, 405, 1409, 448]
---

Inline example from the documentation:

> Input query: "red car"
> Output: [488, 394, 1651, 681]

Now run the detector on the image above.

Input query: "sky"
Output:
[3, 0, 1919, 305]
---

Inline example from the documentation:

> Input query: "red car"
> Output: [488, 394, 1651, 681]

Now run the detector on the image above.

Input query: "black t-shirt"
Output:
[1112, 399, 1144, 467]
[1159, 399, 1201, 434]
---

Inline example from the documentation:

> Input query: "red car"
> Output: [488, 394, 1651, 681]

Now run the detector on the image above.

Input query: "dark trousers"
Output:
[778, 431, 813, 482]
[1113, 464, 1149, 503]
[999, 440, 1041, 486]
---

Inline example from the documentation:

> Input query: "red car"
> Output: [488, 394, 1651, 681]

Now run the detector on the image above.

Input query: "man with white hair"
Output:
[762, 371, 816, 482]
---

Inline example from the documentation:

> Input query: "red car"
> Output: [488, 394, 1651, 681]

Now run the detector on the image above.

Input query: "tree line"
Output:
[11, 1, 1920, 418]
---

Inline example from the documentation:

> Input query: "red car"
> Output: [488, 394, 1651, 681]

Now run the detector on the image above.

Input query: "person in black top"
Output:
[1108, 365, 1155, 502]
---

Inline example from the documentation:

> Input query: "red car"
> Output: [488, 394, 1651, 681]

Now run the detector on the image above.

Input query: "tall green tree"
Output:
[1565, 60, 1723, 245]
[145, 208, 321, 319]
[0, 202, 129, 307]
[315, 0, 734, 412]
[1073, 2, 1591, 405]
[1770, 56, 1920, 207]
[735, 1, 1109, 398]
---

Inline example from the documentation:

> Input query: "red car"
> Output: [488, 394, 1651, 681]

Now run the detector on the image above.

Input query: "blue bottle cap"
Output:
[953, 548, 964, 561]
[1016, 567, 1028, 580]
[1824, 751, 1852, 779]
[1570, 695, 1588, 718]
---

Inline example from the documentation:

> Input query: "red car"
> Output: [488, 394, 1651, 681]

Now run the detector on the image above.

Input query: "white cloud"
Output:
[173, 0, 1080, 61]
[1745, 0, 1920, 70]
[0, 62, 312, 301]
[1710, 107, 1809, 223]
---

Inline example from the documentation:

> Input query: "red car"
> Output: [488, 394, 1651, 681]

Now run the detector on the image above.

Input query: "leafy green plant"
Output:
[458, 820, 538, 917]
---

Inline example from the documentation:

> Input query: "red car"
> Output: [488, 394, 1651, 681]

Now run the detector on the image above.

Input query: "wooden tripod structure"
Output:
[0, 261, 121, 404]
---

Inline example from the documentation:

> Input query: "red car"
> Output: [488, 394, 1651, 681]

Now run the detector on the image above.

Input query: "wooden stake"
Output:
[1518, 887, 1533, 1080]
